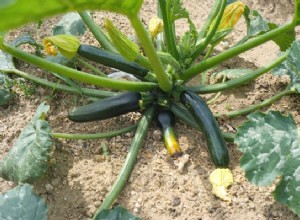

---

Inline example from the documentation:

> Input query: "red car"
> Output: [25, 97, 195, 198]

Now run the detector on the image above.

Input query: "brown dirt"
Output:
[1, 0, 300, 220]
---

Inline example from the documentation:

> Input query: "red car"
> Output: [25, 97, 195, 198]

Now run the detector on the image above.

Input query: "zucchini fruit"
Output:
[68, 92, 141, 122]
[78, 45, 148, 78]
[180, 91, 229, 167]
[157, 110, 182, 157]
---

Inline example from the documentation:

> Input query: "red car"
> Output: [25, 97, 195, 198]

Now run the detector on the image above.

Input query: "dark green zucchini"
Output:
[68, 92, 141, 122]
[157, 110, 182, 157]
[180, 91, 229, 167]
[78, 45, 148, 78]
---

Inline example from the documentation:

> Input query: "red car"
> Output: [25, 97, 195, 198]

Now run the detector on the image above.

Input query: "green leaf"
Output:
[11, 33, 38, 48]
[0, 103, 53, 183]
[0, 49, 15, 70]
[0, 184, 48, 220]
[272, 41, 300, 92]
[235, 111, 300, 216]
[294, 0, 300, 25]
[94, 206, 141, 220]
[0, 0, 143, 32]
[0, 88, 11, 106]
[53, 12, 87, 36]
[239, 9, 295, 51]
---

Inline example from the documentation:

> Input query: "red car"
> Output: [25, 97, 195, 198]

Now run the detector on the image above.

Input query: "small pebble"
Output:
[45, 183, 54, 192]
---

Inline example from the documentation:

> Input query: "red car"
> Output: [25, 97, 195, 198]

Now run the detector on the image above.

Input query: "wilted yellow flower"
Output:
[148, 16, 164, 37]
[209, 168, 233, 202]
[218, 1, 245, 30]
[43, 34, 80, 58]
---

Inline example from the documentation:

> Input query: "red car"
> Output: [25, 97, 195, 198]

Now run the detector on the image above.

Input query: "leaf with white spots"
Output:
[235, 111, 300, 216]
[0, 184, 48, 220]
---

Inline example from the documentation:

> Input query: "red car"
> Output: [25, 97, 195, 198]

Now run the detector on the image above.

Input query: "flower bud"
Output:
[43, 34, 80, 58]
[148, 16, 164, 38]
[105, 18, 139, 61]
[218, 1, 245, 30]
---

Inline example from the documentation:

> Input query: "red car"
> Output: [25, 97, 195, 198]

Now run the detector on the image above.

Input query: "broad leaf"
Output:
[0, 184, 48, 220]
[273, 41, 300, 92]
[53, 13, 87, 36]
[0, 49, 14, 70]
[239, 9, 295, 51]
[235, 111, 300, 216]
[0, 89, 11, 106]
[11, 33, 39, 48]
[0, 0, 143, 32]
[0, 103, 53, 183]
[94, 206, 140, 220]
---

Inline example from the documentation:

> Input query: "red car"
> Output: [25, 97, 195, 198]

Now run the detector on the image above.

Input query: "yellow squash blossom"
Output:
[218, 1, 245, 31]
[148, 16, 164, 38]
[43, 34, 80, 58]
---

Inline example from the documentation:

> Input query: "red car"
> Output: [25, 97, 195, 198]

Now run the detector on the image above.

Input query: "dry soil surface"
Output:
[1, 0, 300, 220]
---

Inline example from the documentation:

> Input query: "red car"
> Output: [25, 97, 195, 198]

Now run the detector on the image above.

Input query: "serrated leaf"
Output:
[273, 41, 300, 92]
[0, 184, 48, 220]
[53, 12, 86, 36]
[235, 111, 300, 216]
[0, 49, 15, 70]
[94, 206, 141, 220]
[0, 102, 53, 183]
[239, 9, 295, 51]
[0, 0, 143, 32]
[11, 33, 38, 48]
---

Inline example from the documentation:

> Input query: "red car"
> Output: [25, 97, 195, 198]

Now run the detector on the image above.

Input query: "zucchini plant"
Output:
[0, 0, 300, 219]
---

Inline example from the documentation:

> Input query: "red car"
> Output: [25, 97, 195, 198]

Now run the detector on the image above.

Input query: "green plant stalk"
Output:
[191, 0, 226, 60]
[52, 124, 138, 139]
[75, 56, 107, 77]
[197, 0, 223, 40]
[170, 102, 234, 142]
[2, 69, 117, 98]
[182, 22, 295, 81]
[129, 15, 172, 92]
[0, 42, 157, 92]
[216, 89, 296, 118]
[183, 53, 287, 93]
[78, 11, 117, 53]
[158, 0, 179, 60]
[94, 106, 154, 214]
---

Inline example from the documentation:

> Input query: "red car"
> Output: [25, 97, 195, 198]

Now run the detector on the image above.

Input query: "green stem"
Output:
[52, 124, 138, 139]
[170, 102, 234, 142]
[216, 89, 296, 118]
[183, 54, 287, 93]
[2, 69, 117, 98]
[182, 22, 295, 81]
[0, 42, 157, 92]
[129, 15, 172, 92]
[158, 0, 179, 60]
[75, 56, 107, 77]
[191, 0, 226, 60]
[78, 11, 117, 53]
[94, 106, 154, 215]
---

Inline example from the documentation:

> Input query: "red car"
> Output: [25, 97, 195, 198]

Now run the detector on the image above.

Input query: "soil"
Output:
[1, 0, 300, 220]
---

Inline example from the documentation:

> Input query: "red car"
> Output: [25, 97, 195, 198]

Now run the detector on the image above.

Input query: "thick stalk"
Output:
[216, 89, 296, 118]
[52, 124, 138, 139]
[158, 0, 179, 59]
[78, 11, 117, 53]
[197, 0, 223, 40]
[129, 15, 172, 92]
[2, 69, 117, 98]
[191, 0, 226, 60]
[0, 42, 157, 92]
[183, 54, 287, 93]
[94, 106, 154, 215]
[182, 22, 295, 81]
